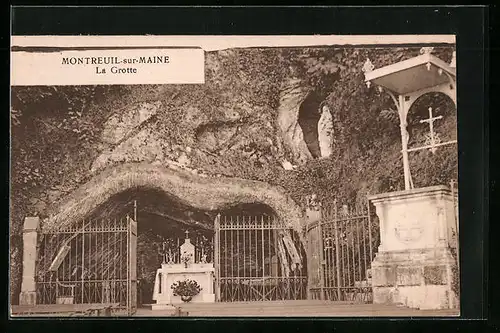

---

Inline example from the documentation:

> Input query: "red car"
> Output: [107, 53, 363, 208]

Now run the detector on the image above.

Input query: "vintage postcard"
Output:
[10, 35, 459, 317]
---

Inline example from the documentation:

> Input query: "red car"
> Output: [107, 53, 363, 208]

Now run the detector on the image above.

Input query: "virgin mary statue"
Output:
[317, 103, 334, 158]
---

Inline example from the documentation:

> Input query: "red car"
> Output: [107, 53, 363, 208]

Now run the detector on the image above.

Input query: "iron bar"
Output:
[243, 217, 246, 289]
[101, 220, 104, 286]
[356, 218, 362, 284]
[81, 219, 85, 304]
[334, 202, 341, 301]
[362, 212, 368, 283]
[224, 216, 228, 280]
[237, 216, 241, 300]
[120, 218, 124, 294]
[261, 216, 265, 301]
[268, 218, 271, 279]
[230, 216, 234, 279]
[345, 219, 351, 288]
[350, 214, 356, 286]
[318, 219, 325, 300]
[341, 219, 346, 290]
[127, 216, 130, 314]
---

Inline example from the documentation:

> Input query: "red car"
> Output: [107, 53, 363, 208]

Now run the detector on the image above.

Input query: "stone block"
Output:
[371, 265, 396, 287]
[19, 291, 36, 305]
[368, 185, 456, 252]
[396, 267, 422, 286]
[372, 286, 397, 305]
[151, 304, 176, 311]
[424, 265, 447, 285]
[23, 217, 39, 232]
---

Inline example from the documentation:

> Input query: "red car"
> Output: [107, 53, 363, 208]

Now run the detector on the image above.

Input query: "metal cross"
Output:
[420, 107, 443, 154]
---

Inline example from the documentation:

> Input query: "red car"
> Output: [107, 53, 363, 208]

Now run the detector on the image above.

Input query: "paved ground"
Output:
[135, 300, 460, 317]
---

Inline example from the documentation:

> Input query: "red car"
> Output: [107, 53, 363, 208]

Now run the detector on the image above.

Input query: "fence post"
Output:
[81, 218, 85, 304]
[333, 201, 342, 301]
[19, 217, 40, 305]
[318, 219, 324, 300]
[214, 213, 221, 302]
[305, 194, 322, 300]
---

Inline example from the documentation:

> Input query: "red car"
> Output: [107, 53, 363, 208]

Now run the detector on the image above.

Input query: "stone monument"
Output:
[364, 48, 459, 310]
[368, 186, 458, 309]
[152, 231, 215, 310]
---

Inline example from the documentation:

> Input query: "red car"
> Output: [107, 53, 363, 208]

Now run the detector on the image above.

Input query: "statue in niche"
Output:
[317, 103, 334, 158]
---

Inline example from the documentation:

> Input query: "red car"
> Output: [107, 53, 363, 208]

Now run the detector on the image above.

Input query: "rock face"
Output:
[195, 123, 239, 152]
[45, 162, 305, 234]
[101, 101, 161, 145]
[91, 127, 168, 173]
[277, 78, 313, 164]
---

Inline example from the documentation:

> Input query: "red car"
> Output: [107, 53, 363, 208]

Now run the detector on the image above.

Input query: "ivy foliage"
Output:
[10, 46, 456, 225]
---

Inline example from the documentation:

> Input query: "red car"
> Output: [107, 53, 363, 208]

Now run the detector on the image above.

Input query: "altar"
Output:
[152, 232, 215, 310]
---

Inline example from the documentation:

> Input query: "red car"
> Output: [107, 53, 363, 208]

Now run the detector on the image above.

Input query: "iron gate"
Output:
[214, 214, 307, 302]
[308, 201, 379, 303]
[36, 214, 138, 315]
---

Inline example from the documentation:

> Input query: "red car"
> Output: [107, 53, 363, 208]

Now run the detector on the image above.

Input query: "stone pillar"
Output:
[19, 217, 40, 305]
[368, 186, 459, 310]
[304, 194, 323, 300]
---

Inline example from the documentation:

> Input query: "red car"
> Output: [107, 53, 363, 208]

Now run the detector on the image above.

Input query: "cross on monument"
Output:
[185, 230, 190, 239]
[420, 107, 443, 154]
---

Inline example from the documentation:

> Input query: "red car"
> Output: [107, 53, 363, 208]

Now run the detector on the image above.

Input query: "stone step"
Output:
[137, 301, 459, 317]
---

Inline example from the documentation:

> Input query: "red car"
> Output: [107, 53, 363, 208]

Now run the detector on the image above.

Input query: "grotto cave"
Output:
[298, 91, 323, 159]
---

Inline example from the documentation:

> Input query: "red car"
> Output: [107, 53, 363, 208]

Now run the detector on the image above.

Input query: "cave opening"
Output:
[82, 187, 304, 304]
[84, 187, 217, 306]
[36, 185, 308, 307]
[298, 91, 323, 159]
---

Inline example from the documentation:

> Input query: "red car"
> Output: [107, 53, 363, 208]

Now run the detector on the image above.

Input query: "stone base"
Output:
[19, 291, 36, 306]
[371, 247, 459, 310]
[151, 304, 177, 311]
[374, 285, 456, 310]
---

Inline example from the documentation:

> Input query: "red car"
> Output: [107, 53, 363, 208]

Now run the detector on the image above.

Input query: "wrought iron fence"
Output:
[36, 216, 136, 314]
[214, 215, 308, 302]
[309, 201, 379, 303]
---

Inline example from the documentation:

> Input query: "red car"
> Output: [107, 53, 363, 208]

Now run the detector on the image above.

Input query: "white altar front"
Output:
[152, 234, 215, 310]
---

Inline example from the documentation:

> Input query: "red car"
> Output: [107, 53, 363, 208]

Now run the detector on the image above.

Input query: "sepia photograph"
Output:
[10, 35, 460, 317]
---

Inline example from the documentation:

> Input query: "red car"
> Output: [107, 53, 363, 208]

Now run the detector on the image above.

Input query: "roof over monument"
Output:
[364, 52, 456, 95]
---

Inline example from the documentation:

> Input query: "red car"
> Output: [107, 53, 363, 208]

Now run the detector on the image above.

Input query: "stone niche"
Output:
[368, 185, 459, 310]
